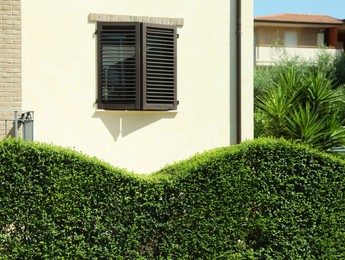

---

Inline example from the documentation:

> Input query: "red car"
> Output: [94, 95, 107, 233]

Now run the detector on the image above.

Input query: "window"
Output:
[284, 31, 298, 47]
[317, 32, 325, 46]
[97, 22, 177, 111]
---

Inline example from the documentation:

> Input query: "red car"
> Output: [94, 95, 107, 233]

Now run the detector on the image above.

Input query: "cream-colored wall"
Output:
[239, 0, 254, 142]
[22, 0, 253, 173]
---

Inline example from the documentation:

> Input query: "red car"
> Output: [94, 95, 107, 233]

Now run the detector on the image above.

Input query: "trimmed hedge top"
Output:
[0, 138, 345, 259]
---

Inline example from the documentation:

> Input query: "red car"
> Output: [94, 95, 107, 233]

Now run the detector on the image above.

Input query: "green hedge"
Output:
[0, 138, 345, 259]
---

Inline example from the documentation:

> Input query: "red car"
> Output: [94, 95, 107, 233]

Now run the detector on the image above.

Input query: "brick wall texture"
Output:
[0, 0, 22, 138]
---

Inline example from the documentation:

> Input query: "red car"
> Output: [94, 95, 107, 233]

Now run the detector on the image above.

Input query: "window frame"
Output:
[97, 22, 177, 111]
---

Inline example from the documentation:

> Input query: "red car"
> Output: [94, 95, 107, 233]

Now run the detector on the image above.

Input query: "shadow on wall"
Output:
[92, 111, 177, 141]
[0, 120, 17, 139]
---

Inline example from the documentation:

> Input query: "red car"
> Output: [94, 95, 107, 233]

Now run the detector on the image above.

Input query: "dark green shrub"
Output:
[0, 138, 345, 258]
[334, 54, 345, 86]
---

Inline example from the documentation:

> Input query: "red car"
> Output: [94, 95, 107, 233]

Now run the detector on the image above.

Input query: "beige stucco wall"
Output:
[255, 26, 319, 47]
[22, 0, 253, 173]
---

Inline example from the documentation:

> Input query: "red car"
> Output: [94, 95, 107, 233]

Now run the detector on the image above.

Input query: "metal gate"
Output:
[0, 110, 34, 141]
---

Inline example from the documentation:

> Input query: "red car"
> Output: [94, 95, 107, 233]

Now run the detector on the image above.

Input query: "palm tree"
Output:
[256, 67, 345, 150]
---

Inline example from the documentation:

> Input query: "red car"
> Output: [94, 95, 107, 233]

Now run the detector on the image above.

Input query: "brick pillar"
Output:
[0, 0, 22, 138]
[328, 27, 338, 48]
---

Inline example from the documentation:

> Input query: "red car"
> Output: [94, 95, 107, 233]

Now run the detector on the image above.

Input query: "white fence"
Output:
[255, 46, 343, 66]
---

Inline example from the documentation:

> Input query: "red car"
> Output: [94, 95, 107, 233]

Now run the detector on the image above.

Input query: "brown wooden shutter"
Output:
[97, 22, 140, 110]
[141, 24, 177, 110]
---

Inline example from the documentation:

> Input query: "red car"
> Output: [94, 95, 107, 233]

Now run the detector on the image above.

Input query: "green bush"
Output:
[334, 54, 345, 86]
[254, 49, 345, 149]
[256, 67, 345, 150]
[1, 138, 345, 258]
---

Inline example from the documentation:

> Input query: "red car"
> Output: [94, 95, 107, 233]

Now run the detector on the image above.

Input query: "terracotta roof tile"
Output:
[255, 13, 343, 25]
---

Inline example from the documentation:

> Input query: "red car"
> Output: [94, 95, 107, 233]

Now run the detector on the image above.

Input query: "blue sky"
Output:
[255, 0, 345, 19]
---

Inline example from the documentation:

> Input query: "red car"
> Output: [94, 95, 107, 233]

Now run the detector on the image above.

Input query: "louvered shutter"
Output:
[97, 22, 140, 110]
[141, 24, 177, 110]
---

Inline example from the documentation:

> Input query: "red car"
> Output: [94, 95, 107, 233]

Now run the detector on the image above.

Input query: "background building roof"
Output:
[255, 13, 343, 25]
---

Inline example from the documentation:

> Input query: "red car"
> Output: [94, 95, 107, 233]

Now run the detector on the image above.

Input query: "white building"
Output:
[254, 13, 345, 66]
[7, 0, 255, 173]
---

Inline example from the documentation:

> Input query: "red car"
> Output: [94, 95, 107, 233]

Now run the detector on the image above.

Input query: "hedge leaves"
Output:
[0, 138, 344, 258]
